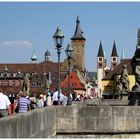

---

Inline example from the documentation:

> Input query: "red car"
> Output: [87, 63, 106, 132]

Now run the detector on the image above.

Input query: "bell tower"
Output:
[97, 41, 105, 96]
[71, 16, 86, 72]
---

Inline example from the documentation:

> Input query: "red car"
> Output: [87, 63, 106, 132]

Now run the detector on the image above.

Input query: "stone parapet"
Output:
[56, 105, 140, 136]
[1, 104, 140, 138]
[0, 107, 56, 138]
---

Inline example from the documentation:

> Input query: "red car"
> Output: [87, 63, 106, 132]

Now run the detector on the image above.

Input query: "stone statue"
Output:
[115, 76, 122, 99]
[22, 75, 30, 96]
[128, 29, 140, 105]
[45, 79, 51, 93]
[135, 65, 140, 86]
[120, 64, 130, 94]
[131, 48, 140, 87]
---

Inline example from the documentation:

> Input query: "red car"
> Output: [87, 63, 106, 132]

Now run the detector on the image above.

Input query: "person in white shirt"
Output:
[37, 94, 44, 108]
[47, 92, 52, 106]
[0, 92, 11, 118]
[63, 95, 68, 106]
[52, 88, 64, 105]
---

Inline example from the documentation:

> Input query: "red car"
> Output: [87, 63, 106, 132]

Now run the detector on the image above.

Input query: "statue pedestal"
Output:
[128, 86, 140, 105]
[121, 93, 128, 101]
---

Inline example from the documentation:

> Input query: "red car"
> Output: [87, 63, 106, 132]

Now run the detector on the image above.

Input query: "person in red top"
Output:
[8, 94, 15, 115]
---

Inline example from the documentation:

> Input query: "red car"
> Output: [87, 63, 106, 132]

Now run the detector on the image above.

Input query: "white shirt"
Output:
[52, 91, 64, 102]
[63, 95, 68, 106]
[0, 92, 11, 109]
[47, 96, 52, 106]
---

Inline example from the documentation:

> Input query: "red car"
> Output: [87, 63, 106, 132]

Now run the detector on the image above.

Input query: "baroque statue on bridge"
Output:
[128, 29, 140, 105]
[22, 75, 30, 96]
[131, 29, 140, 89]
[120, 64, 130, 95]
[115, 75, 122, 99]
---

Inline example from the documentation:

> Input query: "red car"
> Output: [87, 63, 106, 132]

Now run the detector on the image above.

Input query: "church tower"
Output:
[45, 49, 51, 62]
[71, 16, 86, 72]
[97, 41, 105, 96]
[111, 41, 118, 69]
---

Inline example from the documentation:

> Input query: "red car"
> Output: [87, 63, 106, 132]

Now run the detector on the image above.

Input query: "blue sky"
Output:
[0, 2, 139, 71]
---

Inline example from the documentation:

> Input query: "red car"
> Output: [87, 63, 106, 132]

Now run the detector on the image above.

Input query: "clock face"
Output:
[136, 65, 140, 75]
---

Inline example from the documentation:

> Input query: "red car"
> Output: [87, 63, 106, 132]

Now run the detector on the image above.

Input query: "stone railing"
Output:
[0, 107, 56, 138]
[56, 105, 140, 138]
[1, 104, 140, 138]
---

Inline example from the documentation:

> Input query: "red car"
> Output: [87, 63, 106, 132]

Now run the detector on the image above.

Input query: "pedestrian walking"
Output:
[0, 91, 11, 118]
[8, 94, 15, 115]
[47, 92, 52, 106]
[37, 94, 44, 108]
[15, 91, 30, 113]
[63, 95, 68, 106]
[52, 88, 64, 105]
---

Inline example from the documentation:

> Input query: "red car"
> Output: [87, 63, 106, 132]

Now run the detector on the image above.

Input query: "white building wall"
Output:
[97, 68, 103, 98]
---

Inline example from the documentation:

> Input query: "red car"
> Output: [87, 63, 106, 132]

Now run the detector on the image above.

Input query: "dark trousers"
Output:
[53, 101, 58, 105]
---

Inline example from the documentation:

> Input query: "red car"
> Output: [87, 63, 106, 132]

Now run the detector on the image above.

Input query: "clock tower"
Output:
[71, 16, 86, 72]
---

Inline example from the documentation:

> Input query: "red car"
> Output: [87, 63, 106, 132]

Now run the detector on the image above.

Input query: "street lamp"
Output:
[65, 43, 74, 105]
[53, 27, 64, 105]
[3, 65, 8, 91]
[43, 72, 47, 93]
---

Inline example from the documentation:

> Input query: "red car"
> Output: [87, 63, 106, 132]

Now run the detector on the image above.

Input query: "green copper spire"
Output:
[31, 48, 37, 62]
[121, 49, 125, 61]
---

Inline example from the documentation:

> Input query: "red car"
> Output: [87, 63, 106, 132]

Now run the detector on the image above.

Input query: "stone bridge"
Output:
[1, 99, 140, 138]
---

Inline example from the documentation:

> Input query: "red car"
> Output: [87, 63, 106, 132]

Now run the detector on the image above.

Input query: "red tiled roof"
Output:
[61, 69, 85, 90]
[0, 61, 58, 73]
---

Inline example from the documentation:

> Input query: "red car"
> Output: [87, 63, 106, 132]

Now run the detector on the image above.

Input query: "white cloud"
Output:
[0, 40, 33, 48]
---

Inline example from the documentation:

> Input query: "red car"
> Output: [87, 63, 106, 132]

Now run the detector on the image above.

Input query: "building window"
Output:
[99, 63, 102, 68]
[113, 64, 116, 67]
[98, 57, 102, 62]
[32, 83, 37, 87]
[2, 81, 4, 86]
[7, 81, 9, 86]
[13, 81, 15, 86]
[113, 57, 116, 62]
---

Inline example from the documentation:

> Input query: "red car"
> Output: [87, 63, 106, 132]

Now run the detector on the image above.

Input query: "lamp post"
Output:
[65, 44, 74, 105]
[3, 65, 8, 91]
[53, 27, 64, 105]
